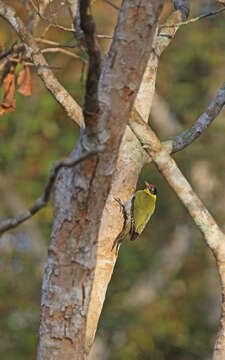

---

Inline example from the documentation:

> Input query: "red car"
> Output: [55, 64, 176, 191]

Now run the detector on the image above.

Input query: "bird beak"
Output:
[144, 181, 150, 188]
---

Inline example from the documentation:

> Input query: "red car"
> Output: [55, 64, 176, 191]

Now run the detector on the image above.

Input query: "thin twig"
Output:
[103, 0, 120, 11]
[160, 6, 225, 28]
[96, 34, 113, 39]
[40, 24, 51, 38]
[28, 0, 75, 32]
[41, 47, 88, 63]
[0, 42, 18, 60]
[6, 57, 34, 67]
[7, 56, 63, 69]
[0, 150, 103, 236]
[36, 38, 76, 48]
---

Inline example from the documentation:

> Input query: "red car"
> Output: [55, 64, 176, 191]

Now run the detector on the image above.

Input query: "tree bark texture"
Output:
[85, 9, 185, 355]
[37, 1, 165, 359]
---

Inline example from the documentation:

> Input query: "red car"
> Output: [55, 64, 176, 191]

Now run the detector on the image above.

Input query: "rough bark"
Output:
[85, 8, 186, 356]
[37, 1, 165, 359]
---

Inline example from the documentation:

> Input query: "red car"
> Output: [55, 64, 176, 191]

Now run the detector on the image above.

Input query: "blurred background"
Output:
[0, 0, 224, 359]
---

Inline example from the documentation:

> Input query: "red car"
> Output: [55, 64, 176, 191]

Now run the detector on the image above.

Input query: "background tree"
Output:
[0, 1, 225, 359]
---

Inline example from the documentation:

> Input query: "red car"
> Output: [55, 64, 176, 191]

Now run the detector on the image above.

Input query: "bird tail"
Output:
[130, 231, 139, 241]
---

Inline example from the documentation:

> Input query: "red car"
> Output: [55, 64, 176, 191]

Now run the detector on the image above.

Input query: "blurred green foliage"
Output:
[0, 0, 224, 359]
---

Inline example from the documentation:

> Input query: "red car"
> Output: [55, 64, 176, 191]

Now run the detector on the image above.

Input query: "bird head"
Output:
[144, 181, 157, 196]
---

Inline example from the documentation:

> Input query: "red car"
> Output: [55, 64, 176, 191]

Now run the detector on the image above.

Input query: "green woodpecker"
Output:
[112, 182, 157, 252]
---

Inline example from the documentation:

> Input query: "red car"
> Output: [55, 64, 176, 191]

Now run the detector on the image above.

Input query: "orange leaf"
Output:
[17, 65, 32, 96]
[0, 66, 16, 116]
[0, 104, 16, 115]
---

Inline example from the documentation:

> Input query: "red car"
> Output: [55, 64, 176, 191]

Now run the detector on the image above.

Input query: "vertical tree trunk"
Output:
[37, 1, 165, 359]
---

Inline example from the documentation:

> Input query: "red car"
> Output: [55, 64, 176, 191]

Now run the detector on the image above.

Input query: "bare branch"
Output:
[130, 110, 225, 254]
[6, 57, 34, 67]
[96, 34, 113, 39]
[35, 38, 77, 48]
[129, 80, 225, 155]
[102, 0, 120, 11]
[161, 6, 225, 28]
[0, 42, 22, 60]
[172, 83, 225, 152]
[41, 47, 88, 63]
[0, 149, 102, 236]
[0, 0, 85, 128]
[28, 0, 75, 32]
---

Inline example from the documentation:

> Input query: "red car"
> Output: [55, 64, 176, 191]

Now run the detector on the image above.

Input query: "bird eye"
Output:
[150, 186, 157, 195]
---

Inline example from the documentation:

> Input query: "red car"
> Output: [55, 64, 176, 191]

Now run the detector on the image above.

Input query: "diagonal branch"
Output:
[41, 47, 88, 63]
[0, 149, 102, 236]
[130, 110, 225, 254]
[161, 6, 225, 28]
[28, 0, 75, 32]
[129, 108, 225, 360]
[0, 0, 85, 128]
[103, 0, 120, 11]
[35, 38, 77, 48]
[130, 82, 225, 156]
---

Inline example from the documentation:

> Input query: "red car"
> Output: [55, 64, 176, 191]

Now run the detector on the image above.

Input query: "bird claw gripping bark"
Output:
[112, 197, 127, 253]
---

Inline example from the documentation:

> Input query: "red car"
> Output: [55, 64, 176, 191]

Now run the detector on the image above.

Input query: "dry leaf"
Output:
[0, 104, 16, 115]
[17, 65, 32, 96]
[0, 66, 16, 116]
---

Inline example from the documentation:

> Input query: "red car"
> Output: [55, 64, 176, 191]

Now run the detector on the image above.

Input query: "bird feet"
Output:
[112, 197, 126, 254]
[114, 197, 125, 212]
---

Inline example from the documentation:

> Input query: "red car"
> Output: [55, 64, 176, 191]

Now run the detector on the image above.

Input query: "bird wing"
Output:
[130, 190, 156, 240]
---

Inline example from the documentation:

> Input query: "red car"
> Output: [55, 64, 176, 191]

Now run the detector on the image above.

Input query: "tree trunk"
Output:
[37, 1, 165, 358]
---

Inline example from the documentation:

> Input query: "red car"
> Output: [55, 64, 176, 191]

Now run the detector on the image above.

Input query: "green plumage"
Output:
[112, 182, 157, 252]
